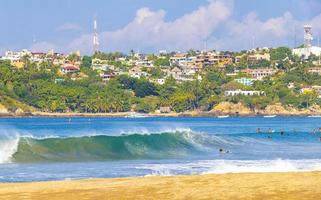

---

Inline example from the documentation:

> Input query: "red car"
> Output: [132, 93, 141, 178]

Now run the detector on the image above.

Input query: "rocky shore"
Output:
[0, 102, 320, 118]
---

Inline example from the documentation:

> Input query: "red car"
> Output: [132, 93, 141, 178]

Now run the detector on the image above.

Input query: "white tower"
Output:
[93, 17, 99, 54]
[304, 25, 313, 55]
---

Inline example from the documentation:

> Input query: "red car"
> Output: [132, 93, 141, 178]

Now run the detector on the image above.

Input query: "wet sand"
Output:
[0, 172, 321, 200]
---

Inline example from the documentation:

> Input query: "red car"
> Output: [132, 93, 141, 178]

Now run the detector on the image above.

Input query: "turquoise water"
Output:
[0, 117, 320, 182]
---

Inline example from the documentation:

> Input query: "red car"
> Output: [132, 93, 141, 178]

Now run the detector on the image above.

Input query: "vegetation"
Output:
[0, 46, 320, 114]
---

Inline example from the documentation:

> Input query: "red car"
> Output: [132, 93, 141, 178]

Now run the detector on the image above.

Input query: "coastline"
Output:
[0, 110, 320, 118]
[1, 172, 321, 200]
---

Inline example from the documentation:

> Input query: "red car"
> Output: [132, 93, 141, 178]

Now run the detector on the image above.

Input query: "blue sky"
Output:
[1, 0, 321, 54]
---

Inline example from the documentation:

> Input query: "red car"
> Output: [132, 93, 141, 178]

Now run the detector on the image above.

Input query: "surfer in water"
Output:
[219, 149, 230, 154]
[256, 128, 261, 133]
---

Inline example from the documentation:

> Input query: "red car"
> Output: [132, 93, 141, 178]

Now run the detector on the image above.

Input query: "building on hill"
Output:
[247, 53, 270, 62]
[91, 58, 110, 71]
[0, 50, 31, 62]
[300, 86, 321, 98]
[170, 53, 187, 66]
[129, 66, 148, 78]
[169, 67, 183, 80]
[242, 68, 278, 80]
[31, 52, 46, 62]
[100, 73, 115, 82]
[234, 77, 256, 86]
[224, 90, 265, 96]
[60, 64, 80, 74]
[135, 59, 154, 68]
[307, 67, 321, 75]
[151, 79, 166, 85]
[293, 25, 321, 59]
[10, 60, 25, 68]
[293, 46, 321, 58]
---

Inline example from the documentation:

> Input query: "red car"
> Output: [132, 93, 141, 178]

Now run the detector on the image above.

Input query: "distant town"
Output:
[0, 25, 321, 116]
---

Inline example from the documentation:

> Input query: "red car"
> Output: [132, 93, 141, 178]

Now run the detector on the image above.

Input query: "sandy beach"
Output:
[1, 172, 321, 200]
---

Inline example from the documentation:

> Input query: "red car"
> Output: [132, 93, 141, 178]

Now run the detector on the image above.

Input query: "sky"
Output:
[1, 0, 321, 55]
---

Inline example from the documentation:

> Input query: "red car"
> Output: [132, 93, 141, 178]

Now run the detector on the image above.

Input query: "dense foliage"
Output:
[0, 47, 321, 114]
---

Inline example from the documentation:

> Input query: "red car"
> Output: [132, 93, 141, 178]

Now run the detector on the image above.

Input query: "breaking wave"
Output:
[1, 131, 217, 163]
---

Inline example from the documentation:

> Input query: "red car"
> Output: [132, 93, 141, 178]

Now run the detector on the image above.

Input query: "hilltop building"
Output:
[293, 25, 321, 59]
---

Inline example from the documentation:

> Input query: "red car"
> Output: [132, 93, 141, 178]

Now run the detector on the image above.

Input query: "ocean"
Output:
[0, 116, 320, 182]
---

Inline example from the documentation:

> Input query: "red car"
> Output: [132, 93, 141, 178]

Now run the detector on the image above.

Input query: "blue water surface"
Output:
[0, 116, 320, 182]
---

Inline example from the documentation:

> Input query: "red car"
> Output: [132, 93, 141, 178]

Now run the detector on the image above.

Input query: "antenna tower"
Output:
[304, 25, 313, 55]
[93, 16, 99, 54]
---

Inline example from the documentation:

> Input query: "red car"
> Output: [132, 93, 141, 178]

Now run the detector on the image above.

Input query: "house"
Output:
[135, 59, 154, 67]
[243, 68, 278, 80]
[207, 52, 233, 67]
[160, 106, 171, 113]
[91, 58, 110, 71]
[156, 79, 165, 85]
[129, 66, 148, 78]
[234, 56, 243, 63]
[11, 60, 25, 68]
[0, 50, 31, 62]
[247, 53, 270, 62]
[101, 73, 115, 82]
[224, 90, 264, 96]
[235, 77, 256, 86]
[293, 46, 321, 59]
[301, 86, 321, 98]
[54, 78, 64, 84]
[170, 53, 187, 66]
[169, 67, 183, 79]
[31, 52, 46, 63]
[60, 64, 80, 74]
[307, 67, 321, 75]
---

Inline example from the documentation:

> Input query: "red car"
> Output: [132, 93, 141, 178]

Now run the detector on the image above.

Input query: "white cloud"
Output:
[218, 12, 295, 50]
[27, 0, 321, 54]
[67, 0, 233, 54]
[56, 23, 82, 32]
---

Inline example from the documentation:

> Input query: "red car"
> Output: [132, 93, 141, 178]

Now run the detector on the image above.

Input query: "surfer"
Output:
[219, 149, 230, 154]
[280, 131, 284, 136]
[256, 128, 261, 133]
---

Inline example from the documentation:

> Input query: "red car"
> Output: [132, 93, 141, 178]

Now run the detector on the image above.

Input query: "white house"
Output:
[224, 90, 264, 96]
[235, 77, 256, 86]
[293, 46, 321, 59]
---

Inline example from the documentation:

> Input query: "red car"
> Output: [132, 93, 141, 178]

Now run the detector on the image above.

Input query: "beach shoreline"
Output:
[0, 110, 320, 118]
[1, 172, 321, 200]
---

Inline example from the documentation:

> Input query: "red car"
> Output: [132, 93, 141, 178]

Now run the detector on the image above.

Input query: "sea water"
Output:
[0, 117, 320, 182]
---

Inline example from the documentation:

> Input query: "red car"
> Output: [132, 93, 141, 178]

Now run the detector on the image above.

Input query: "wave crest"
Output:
[10, 131, 203, 163]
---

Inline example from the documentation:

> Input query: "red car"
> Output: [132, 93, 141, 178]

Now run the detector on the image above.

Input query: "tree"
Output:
[81, 56, 92, 69]
[154, 57, 170, 67]
[67, 53, 81, 63]
[270, 47, 292, 61]
[134, 79, 158, 97]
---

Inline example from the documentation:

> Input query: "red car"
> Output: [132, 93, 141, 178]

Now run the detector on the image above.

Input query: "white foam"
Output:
[137, 159, 321, 176]
[0, 128, 22, 164]
[0, 137, 20, 164]
[119, 127, 194, 136]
